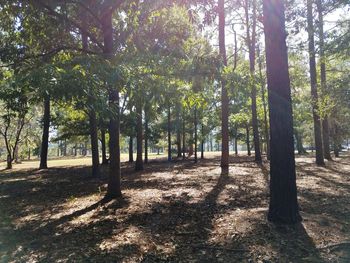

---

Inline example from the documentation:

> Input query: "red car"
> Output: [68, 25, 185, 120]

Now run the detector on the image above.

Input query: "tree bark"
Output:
[104, 9, 122, 199]
[194, 107, 198, 163]
[201, 123, 204, 159]
[135, 95, 143, 171]
[63, 139, 67, 156]
[167, 105, 172, 162]
[234, 125, 238, 155]
[6, 154, 12, 169]
[245, 0, 261, 162]
[295, 130, 306, 154]
[89, 110, 100, 177]
[176, 104, 182, 158]
[263, 0, 301, 223]
[316, 0, 331, 161]
[246, 125, 251, 156]
[182, 115, 186, 159]
[257, 46, 270, 160]
[218, 0, 229, 171]
[144, 109, 149, 164]
[101, 129, 108, 164]
[39, 95, 50, 169]
[307, 0, 325, 166]
[129, 136, 134, 162]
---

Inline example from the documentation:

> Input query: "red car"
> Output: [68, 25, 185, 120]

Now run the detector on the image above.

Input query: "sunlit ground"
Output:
[0, 152, 168, 170]
[0, 152, 349, 262]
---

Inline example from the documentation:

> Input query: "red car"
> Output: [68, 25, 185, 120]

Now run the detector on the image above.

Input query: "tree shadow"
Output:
[1, 154, 349, 261]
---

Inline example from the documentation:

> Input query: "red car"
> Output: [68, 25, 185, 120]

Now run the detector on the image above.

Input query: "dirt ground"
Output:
[0, 153, 349, 262]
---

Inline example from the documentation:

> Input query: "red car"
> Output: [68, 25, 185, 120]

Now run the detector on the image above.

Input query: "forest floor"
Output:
[0, 153, 349, 262]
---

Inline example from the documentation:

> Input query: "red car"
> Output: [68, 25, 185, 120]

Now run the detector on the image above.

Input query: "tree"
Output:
[135, 88, 144, 171]
[316, 0, 331, 160]
[39, 95, 50, 169]
[103, 8, 122, 199]
[0, 71, 30, 169]
[263, 0, 301, 223]
[244, 0, 262, 162]
[307, 0, 324, 165]
[218, 0, 230, 172]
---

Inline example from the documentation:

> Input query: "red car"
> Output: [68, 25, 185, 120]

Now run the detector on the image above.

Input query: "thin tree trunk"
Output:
[245, 0, 261, 163]
[194, 107, 198, 163]
[218, 0, 229, 171]
[6, 154, 12, 169]
[246, 125, 251, 156]
[316, 0, 331, 161]
[144, 110, 149, 164]
[201, 123, 204, 159]
[101, 129, 108, 164]
[235, 136, 238, 155]
[129, 136, 134, 162]
[176, 104, 182, 158]
[89, 110, 100, 177]
[307, 0, 324, 166]
[135, 96, 143, 171]
[39, 95, 50, 169]
[263, 0, 301, 223]
[257, 45, 270, 160]
[104, 9, 121, 198]
[295, 130, 306, 154]
[64, 139, 67, 156]
[189, 131, 194, 156]
[82, 19, 100, 177]
[182, 115, 186, 159]
[167, 105, 172, 162]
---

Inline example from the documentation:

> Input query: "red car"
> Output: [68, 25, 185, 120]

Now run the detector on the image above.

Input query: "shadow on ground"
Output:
[1, 154, 349, 262]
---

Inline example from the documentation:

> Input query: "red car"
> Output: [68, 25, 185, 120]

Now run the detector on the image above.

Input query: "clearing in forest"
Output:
[0, 154, 349, 262]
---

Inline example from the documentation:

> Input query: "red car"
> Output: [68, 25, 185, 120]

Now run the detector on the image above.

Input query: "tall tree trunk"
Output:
[263, 0, 301, 223]
[235, 135, 238, 155]
[194, 107, 198, 163]
[218, 0, 229, 171]
[167, 105, 172, 162]
[135, 96, 143, 171]
[182, 115, 186, 159]
[201, 123, 204, 159]
[246, 125, 251, 156]
[316, 0, 331, 161]
[89, 110, 100, 177]
[101, 129, 108, 164]
[257, 45, 270, 160]
[307, 0, 324, 166]
[189, 131, 194, 156]
[39, 95, 50, 169]
[104, 9, 121, 198]
[129, 136, 134, 162]
[144, 109, 149, 164]
[245, 0, 262, 163]
[82, 17, 100, 177]
[6, 154, 12, 170]
[176, 104, 182, 158]
[63, 139, 67, 156]
[295, 130, 306, 154]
